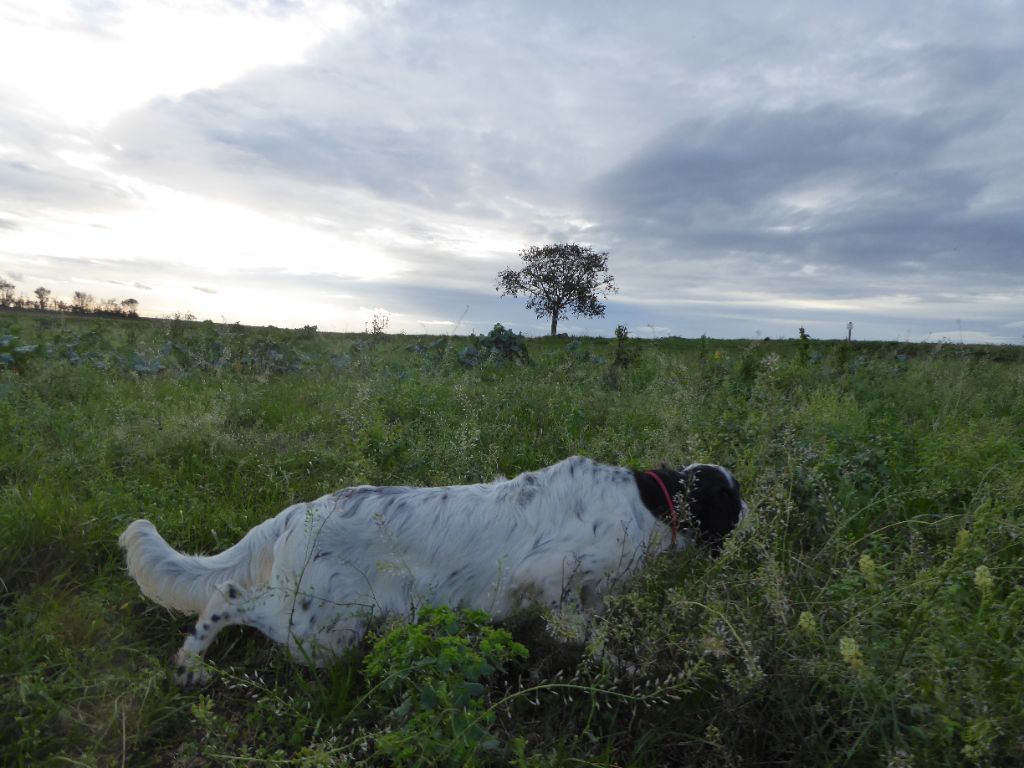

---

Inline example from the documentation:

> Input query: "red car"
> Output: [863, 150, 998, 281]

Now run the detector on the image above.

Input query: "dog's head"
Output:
[678, 463, 747, 548]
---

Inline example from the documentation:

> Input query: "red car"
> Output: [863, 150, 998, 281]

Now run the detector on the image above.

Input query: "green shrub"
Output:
[606, 324, 638, 386]
[460, 323, 530, 367]
[363, 607, 528, 766]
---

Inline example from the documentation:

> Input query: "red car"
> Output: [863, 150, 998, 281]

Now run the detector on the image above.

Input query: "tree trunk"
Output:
[550, 314, 558, 336]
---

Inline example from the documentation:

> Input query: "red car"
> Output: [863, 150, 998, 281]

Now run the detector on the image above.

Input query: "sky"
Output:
[1, 1, 1022, 343]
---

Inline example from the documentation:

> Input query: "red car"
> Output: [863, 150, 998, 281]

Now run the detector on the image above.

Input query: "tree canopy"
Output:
[496, 243, 617, 336]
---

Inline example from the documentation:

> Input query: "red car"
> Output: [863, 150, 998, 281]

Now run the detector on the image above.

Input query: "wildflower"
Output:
[974, 564, 994, 593]
[839, 637, 865, 672]
[797, 611, 817, 635]
[700, 622, 729, 659]
[760, 353, 781, 375]
[858, 553, 877, 582]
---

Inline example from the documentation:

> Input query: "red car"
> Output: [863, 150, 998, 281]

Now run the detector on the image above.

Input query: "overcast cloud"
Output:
[1, 0, 1021, 341]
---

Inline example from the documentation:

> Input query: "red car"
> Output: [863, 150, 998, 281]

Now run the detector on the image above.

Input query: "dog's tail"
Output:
[119, 516, 282, 614]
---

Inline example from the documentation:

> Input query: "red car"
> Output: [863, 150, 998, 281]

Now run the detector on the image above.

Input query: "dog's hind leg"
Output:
[172, 579, 365, 685]
[173, 579, 286, 686]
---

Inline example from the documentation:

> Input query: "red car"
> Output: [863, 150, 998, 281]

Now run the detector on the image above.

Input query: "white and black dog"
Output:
[120, 456, 746, 685]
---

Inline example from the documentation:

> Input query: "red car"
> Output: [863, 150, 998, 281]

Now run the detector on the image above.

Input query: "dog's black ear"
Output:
[679, 465, 744, 552]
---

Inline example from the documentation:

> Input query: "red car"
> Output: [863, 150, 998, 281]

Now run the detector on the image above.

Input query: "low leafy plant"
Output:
[362, 607, 528, 766]
[459, 323, 530, 367]
[0, 334, 39, 373]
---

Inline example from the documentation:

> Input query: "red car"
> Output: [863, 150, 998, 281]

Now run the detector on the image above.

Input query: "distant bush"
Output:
[606, 324, 638, 385]
[366, 312, 390, 337]
[459, 323, 530, 367]
[167, 312, 195, 341]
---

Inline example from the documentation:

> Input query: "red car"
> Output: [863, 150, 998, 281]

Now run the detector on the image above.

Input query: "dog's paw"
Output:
[173, 650, 211, 688]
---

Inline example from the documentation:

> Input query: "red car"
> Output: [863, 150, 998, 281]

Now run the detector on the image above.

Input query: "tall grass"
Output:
[1, 311, 1022, 766]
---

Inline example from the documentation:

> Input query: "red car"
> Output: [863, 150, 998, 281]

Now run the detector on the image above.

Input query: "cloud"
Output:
[591, 103, 997, 270]
[0, 84, 144, 227]
[0, 0, 359, 126]
[583, 86, 1023, 333]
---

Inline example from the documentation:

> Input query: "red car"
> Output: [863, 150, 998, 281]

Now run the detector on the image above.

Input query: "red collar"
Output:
[645, 470, 678, 547]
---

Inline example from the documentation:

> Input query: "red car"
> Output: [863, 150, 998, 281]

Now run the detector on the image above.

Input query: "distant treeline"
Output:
[0, 280, 139, 318]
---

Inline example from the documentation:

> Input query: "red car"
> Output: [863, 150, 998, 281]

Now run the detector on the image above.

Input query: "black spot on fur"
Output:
[301, 598, 312, 611]
[314, 550, 332, 560]
[228, 585, 239, 599]
[210, 614, 220, 622]
[202, 623, 210, 631]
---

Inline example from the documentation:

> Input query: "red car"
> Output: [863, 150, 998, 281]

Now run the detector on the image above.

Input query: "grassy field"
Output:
[1, 310, 1022, 767]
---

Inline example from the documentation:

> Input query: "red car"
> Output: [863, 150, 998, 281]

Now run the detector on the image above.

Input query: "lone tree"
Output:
[496, 243, 617, 336]
[34, 286, 52, 310]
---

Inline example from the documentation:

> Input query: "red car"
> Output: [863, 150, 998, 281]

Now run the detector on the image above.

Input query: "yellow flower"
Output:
[839, 637, 865, 672]
[974, 564, 994, 593]
[797, 611, 817, 634]
[858, 554, 877, 581]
